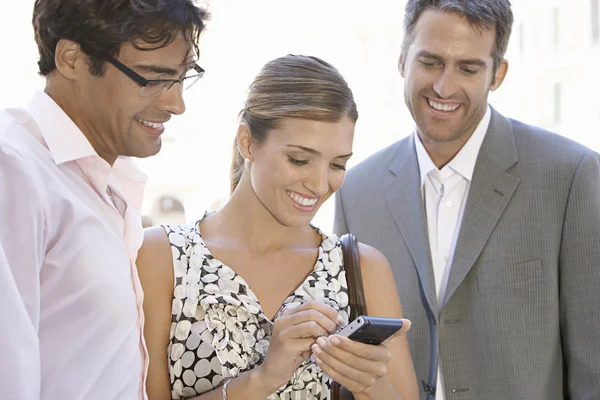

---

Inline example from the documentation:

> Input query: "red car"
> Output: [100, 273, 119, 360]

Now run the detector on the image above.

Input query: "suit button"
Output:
[451, 388, 470, 393]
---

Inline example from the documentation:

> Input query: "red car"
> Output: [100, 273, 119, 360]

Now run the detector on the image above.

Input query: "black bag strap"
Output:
[340, 233, 368, 319]
[331, 233, 367, 400]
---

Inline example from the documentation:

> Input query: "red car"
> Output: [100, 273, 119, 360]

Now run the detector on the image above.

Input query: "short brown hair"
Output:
[401, 0, 513, 72]
[33, 0, 210, 76]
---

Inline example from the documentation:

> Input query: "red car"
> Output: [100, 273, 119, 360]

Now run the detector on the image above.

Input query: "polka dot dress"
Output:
[162, 213, 351, 400]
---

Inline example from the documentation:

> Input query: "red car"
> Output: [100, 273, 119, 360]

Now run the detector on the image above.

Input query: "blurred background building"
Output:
[2, 0, 598, 233]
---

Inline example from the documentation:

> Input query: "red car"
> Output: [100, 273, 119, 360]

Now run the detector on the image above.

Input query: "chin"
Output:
[274, 210, 315, 229]
[420, 123, 463, 143]
[134, 140, 162, 158]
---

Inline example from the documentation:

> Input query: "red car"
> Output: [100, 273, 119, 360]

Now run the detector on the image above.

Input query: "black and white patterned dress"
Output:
[162, 214, 350, 400]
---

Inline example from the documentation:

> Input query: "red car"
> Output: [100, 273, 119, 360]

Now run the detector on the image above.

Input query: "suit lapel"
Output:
[384, 135, 438, 317]
[441, 108, 521, 309]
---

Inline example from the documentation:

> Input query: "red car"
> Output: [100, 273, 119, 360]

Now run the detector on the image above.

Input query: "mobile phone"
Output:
[336, 316, 403, 345]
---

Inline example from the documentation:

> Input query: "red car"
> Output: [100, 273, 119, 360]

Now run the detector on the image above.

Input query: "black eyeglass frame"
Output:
[106, 56, 205, 97]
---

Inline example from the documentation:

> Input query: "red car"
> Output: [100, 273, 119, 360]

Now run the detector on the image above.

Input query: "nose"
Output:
[156, 84, 186, 115]
[304, 163, 330, 197]
[433, 69, 456, 99]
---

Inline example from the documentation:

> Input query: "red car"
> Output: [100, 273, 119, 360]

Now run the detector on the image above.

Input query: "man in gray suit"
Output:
[334, 1, 600, 399]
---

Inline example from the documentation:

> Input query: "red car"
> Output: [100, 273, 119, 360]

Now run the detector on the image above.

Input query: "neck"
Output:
[207, 180, 317, 255]
[419, 107, 488, 169]
[419, 133, 470, 169]
[45, 79, 118, 166]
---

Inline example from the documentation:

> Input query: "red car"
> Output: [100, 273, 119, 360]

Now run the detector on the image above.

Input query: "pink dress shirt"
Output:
[0, 91, 149, 400]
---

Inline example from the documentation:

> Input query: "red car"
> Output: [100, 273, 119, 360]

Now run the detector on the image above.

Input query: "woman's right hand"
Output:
[255, 301, 344, 394]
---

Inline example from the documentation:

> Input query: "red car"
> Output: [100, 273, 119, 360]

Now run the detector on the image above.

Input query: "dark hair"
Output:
[401, 0, 513, 73]
[33, 0, 210, 76]
[230, 54, 358, 194]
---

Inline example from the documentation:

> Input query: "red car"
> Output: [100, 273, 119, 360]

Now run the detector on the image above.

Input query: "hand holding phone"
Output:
[336, 316, 403, 345]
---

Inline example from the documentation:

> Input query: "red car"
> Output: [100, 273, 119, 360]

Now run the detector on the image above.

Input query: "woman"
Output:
[137, 54, 419, 400]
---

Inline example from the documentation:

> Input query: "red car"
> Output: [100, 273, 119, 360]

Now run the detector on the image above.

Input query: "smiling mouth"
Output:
[427, 98, 460, 113]
[135, 117, 165, 129]
[286, 191, 319, 207]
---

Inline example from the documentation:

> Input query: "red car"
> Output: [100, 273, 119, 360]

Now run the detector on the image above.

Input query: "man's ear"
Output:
[398, 53, 406, 77]
[490, 59, 509, 91]
[54, 39, 85, 81]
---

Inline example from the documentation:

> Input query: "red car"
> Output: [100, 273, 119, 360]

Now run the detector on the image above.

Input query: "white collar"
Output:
[414, 105, 491, 187]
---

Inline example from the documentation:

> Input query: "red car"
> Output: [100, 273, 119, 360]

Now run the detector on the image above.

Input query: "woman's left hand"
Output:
[311, 333, 395, 395]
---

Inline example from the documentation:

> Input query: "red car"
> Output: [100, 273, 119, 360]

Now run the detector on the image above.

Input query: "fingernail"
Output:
[330, 336, 340, 346]
[336, 315, 345, 326]
[403, 319, 412, 332]
[312, 344, 322, 355]
[317, 337, 327, 347]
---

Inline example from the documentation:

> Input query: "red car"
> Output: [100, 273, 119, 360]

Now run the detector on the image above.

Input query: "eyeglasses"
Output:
[106, 57, 205, 98]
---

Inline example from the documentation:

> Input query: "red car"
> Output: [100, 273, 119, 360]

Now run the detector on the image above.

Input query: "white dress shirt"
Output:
[414, 106, 491, 400]
[0, 91, 149, 400]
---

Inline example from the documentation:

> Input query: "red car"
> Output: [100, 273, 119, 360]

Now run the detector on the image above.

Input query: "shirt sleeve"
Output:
[0, 143, 46, 399]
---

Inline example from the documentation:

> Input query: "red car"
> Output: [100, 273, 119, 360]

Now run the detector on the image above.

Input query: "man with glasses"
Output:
[0, 1, 208, 399]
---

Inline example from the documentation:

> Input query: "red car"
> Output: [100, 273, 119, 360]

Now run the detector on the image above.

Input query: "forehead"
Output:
[119, 34, 194, 66]
[268, 117, 355, 153]
[411, 9, 496, 61]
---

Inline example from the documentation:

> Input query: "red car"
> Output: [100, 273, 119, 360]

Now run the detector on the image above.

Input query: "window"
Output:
[593, 0, 600, 44]
[553, 83, 562, 124]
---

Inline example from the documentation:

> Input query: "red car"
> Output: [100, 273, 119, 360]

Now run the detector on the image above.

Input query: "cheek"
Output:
[252, 158, 291, 189]
[329, 172, 346, 192]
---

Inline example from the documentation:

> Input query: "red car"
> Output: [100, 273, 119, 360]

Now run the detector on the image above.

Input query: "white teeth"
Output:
[427, 99, 460, 112]
[286, 191, 318, 207]
[135, 117, 164, 129]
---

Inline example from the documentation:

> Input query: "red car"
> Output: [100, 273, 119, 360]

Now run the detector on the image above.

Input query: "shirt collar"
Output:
[26, 90, 97, 165]
[25, 90, 148, 209]
[414, 105, 491, 187]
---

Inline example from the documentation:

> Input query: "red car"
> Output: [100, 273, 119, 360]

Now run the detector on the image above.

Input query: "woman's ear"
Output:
[236, 123, 253, 161]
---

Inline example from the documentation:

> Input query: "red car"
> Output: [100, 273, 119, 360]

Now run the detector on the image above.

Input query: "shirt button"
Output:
[444, 255, 450, 263]
[444, 200, 453, 207]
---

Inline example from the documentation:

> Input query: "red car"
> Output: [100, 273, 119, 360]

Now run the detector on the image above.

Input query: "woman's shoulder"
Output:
[356, 242, 390, 272]
[162, 221, 198, 245]
[137, 221, 199, 272]
[310, 225, 341, 250]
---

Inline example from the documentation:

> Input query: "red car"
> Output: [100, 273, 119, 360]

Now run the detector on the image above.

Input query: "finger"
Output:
[313, 345, 380, 388]
[283, 309, 340, 334]
[281, 321, 329, 340]
[282, 300, 344, 327]
[382, 318, 412, 344]
[314, 354, 371, 394]
[274, 335, 317, 354]
[316, 337, 388, 375]
[313, 338, 387, 377]
[328, 335, 393, 362]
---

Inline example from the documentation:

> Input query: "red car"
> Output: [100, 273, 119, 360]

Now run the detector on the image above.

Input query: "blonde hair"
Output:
[230, 54, 358, 194]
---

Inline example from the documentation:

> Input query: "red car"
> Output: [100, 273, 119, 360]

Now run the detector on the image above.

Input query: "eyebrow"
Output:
[285, 144, 353, 159]
[132, 64, 181, 76]
[415, 51, 487, 67]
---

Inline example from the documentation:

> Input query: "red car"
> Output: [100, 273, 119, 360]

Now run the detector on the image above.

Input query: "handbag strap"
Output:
[331, 233, 367, 400]
[340, 233, 368, 319]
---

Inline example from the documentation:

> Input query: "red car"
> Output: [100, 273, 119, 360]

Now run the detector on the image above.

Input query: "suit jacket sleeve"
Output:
[560, 150, 600, 398]
[333, 189, 349, 237]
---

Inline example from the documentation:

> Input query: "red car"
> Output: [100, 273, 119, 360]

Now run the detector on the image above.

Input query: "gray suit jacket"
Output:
[334, 108, 600, 400]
